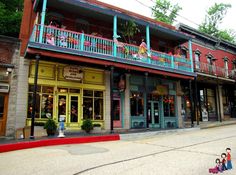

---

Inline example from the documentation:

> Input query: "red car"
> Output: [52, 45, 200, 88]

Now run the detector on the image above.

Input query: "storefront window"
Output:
[83, 90, 104, 120]
[28, 85, 54, 118]
[207, 89, 217, 120]
[130, 92, 144, 116]
[163, 95, 175, 117]
[222, 89, 230, 115]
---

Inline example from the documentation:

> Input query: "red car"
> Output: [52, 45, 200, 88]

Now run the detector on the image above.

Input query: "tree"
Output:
[0, 0, 23, 37]
[216, 29, 236, 43]
[152, 0, 182, 25]
[199, 3, 235, 43]
[119, 20, 140, 44]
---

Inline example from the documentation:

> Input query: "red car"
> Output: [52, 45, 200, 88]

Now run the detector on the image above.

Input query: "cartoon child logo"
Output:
[209, 148, 232, 173]
[221, 153, 227, 171]
[226, 148, 233, 170]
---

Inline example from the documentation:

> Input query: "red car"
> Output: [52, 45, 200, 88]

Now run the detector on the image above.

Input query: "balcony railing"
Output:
[30, 25, 192, 73]
[194, 61, 234, 79]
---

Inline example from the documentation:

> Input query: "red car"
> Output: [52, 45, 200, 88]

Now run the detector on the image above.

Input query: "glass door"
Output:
[69, 95, 80, 123]
[113, 97, 121, 128]
[148, 101, 160, 128]
[0, 94, 8, 136]
[57, 94, 68, 124]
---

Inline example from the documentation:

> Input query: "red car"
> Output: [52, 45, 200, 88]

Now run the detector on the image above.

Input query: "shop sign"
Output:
[155, 85, 168, 95]
[118, 74, 126, 92]
[202, 108, 208, 121]
[63, 66, 83, 81]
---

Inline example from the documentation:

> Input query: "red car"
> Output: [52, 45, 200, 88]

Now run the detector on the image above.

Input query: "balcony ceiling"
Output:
[47, 0, 113, 22]
[39, 0, 189, 44]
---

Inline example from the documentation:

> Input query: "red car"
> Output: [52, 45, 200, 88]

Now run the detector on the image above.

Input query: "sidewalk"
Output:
[1, 120, 236, 153]
[199, 119, 236, 129]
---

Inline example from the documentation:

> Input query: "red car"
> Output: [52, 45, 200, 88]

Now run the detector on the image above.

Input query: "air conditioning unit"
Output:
[0, 83, 9, 93]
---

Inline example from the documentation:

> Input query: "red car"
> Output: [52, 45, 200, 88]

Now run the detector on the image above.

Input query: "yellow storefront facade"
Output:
[26, 60, 106, 130]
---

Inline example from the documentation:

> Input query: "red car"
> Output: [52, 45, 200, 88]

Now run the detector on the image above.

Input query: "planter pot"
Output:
[46, 129, 56, 136]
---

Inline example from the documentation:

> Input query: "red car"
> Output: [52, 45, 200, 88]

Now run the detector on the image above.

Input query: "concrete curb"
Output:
[0, 134, 120, 153]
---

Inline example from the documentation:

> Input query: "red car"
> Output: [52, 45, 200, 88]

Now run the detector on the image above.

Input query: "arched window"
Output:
[194, 49, 201, 70]
[223, 56, 229, 77]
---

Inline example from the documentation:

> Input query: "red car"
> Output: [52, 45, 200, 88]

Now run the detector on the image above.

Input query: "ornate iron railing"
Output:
[30, 25, 193, 73]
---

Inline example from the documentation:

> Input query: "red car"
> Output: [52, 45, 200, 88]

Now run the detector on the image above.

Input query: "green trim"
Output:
[188, 40, 194, 72]
[39, 0, 47, 43]
[113, 15, 117, 57]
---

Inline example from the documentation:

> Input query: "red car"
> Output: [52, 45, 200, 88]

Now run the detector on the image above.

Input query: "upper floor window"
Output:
[223, 57, 229, 77]
[206, 53, 216, 75]
[232, 59, 236, 70]
[206, 53, 216, 65]
[194, 49, 201, 70]
[180, 46, 188, 58]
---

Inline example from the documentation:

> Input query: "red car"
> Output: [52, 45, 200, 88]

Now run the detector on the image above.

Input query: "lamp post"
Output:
[30, 54, 40, 139]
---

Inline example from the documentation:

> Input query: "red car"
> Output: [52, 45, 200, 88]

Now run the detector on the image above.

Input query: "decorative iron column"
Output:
[189, 80, 194, 127]
[188, 40, 194, 72]
[113, 15, 117, 57]
[30, 54, 40, 139]
[39, 0, 47, 43]
[194, 77, 199, 125]
[216, 78, 222, 122]
[110, 66, 114, 133]
[144, 72, 148, 128]
[146, 25, 150, 63]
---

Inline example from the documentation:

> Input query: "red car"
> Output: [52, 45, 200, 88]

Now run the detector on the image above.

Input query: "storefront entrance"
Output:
[148, 101, 160, 128]
[0, 94, 8, 136]
[57, 94, 80, 126]
[113, 97, 121, 128]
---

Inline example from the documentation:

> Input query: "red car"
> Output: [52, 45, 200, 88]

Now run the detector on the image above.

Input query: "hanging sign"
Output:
[155, 85, 168, 95]
[63, 66, 83, 81]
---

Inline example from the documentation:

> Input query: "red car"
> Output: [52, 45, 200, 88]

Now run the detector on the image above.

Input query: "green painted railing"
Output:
[30, 25, 193, 73]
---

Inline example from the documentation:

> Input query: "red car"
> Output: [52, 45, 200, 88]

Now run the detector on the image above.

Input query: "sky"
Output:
[98, 0, 236, 30]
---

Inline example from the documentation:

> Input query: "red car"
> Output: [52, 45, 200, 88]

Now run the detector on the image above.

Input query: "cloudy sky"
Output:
[98, 0, 236, 30]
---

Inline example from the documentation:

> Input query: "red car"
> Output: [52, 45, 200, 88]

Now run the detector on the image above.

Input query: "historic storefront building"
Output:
[16, 0, 196, 136]
[0, 35, 20, 136]
[178, 24, 236, 124]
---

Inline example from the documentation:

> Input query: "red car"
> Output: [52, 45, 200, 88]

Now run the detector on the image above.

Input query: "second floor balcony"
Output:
[195, 61, 236, 80]
[24, 0, 196, 78]
[28, 24, 193, 75]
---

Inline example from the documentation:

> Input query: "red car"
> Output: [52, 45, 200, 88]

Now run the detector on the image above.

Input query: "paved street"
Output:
[0, 125, 236, 175]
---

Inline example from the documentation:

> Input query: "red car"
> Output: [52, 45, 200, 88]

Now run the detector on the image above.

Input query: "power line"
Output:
[134, 0, 178, 22]
[135, 0, 201, 28]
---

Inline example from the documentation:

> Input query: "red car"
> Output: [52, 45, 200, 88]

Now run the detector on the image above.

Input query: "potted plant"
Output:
[81, 119, 93, 133]
[44, 118, 57, 136]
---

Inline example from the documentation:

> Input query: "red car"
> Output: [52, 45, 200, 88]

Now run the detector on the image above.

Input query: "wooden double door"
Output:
[0, 94, 8, 136]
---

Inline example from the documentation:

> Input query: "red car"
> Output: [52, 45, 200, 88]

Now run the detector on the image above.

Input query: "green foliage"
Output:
[81, 119, 93, 133]
[119, 20, 140, 44]
[0, 0, 23, 37]
[44, 118, 57, 135]
[216, 29, 236, 43]
[152, 0, 182, 25]
[199, 3, 235, 43]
